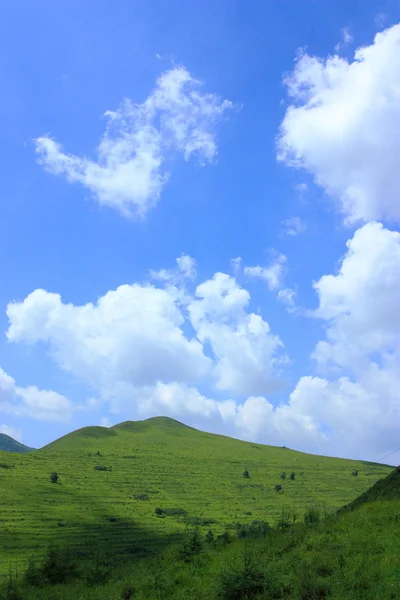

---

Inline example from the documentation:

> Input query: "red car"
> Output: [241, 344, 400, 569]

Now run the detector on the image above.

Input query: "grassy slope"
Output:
[0, 417, 392, 575]
[0, 433, 35, 453]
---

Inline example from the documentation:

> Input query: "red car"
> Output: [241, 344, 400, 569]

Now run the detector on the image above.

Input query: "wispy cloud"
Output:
[35, 67, 234, 218]
[281, 216, 306, 236]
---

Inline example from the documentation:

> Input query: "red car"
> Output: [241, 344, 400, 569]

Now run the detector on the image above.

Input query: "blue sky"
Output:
[1, 1, 400, 464]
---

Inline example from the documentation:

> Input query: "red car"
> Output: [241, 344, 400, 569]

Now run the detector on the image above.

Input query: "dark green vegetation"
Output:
[0, 417, 397, 599]
[0, 433, 35, 453]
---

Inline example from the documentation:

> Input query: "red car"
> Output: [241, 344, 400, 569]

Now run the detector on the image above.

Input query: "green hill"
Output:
[0, 416, 393, 578]
[0, 433, 35, 453]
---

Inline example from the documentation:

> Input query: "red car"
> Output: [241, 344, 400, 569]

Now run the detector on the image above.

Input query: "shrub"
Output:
[235, 520, 271, 539]
[181, 527, 203, 559]
[205, 529, 215, 544]
[50, 471, 59, 484]
[297, 569, 331, 599]
[84, 555, 111, 587]
[290, 471, 296, 480]
[304, 506, 321, 526]
[135, 493, 149, 501]
[155, 507, 186, 517]
[94, 465, 112, 471]
[218, 552, 266, 600]
[280, 472, 286, 480]
[352, 470, 359, 476]
[0, 463, 13, 469]
[275, 484, 283, 493]
[216, 531, 231, 545]
[40, 546, 79, 585]
[121, 587, 135, 600]
[0, 574, 23, 600]
[108, 516, 118, 522]
[242, 469, 250, 478]
[24, 558, 43, 588]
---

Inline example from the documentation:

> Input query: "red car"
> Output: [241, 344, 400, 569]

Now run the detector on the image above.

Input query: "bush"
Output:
[242, 469, 250, 478]
[24, 558, 43, 587]
[290, 472, 296, 480]
[39, 546, 79, 585]
[0, 463, 13, 469]
[280, 472, 286, 480]
[235, 520, 271, 539]
[275, 484, 283, 493]
[155, 507, 186, 517]
[352, 470, 359, 476]
[94, 465, 112, 471]
[304, 506, 321, 526]
[84, 554, 111, 587]
[216, 531, 231, 545]
[135, 493, 149, 501]
[205, 529, 215, 544]
[181, 527, 203, 559]
[0, 575, 23, 600]
[218, 552, 266, 600]
[121, 587, 135, 600]
[50, 472, 59, 484]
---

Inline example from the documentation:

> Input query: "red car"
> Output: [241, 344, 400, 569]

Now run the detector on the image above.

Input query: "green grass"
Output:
[0, 416, 393, 580]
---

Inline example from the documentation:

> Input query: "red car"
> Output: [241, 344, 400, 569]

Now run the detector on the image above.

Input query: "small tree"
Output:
[280, 472, 286, 480]
[289, 472, 296, 480]
[242, 469, 250, 478]
[50, 472, 59, 484]
[352, 470, 359, 476]
[275, 484, 283, 493]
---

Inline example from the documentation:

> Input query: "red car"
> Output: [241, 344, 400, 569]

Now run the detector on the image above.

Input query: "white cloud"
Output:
[335, 27, 353, 52]
[245, 253, 287, 291]
[281, 216, 306, 236]
[188, 273, 286, 396]
[277, 288, 296, 307]
[277, 24, 400, 224]
[35, 67, 233, 217]
[0, 367, 71, 422]
[150, 253, 197, 284]
[0, 423, 23, 442]
[312, 222, 400, 370]
[6, 284, 211, 391]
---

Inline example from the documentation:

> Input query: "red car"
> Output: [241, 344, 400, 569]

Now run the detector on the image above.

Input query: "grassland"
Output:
[0, 434, 34, 453]
[0, 416, 392, 582]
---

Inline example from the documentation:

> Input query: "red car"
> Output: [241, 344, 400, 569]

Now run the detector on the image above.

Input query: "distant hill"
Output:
[0, 416, 394, 575]
[0, 433, 35, 453]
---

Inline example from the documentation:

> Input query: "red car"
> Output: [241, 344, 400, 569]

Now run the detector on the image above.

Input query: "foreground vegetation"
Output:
[2, 487, 399, 599]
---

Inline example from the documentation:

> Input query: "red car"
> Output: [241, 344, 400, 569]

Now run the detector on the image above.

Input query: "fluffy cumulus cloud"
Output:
[312, 222, 400, 370]
[6, 284, 212, 391]
[188, 273, 287, 396]
[0, 367, 71, 422]
[287, 221, 400, 458]
[277, 24, 400, 224]
[35, 67, 233, 217]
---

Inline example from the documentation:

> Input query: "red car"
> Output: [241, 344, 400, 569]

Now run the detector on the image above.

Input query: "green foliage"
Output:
[50, 471, 59, 484]
[39, 546, 80, 585]
[280, 471, 286, 480]
[94, 465, 112, 471]
[183, 516, 216, 526]
[0, 433, 34, 454]
[289, 471, 296, 480]
[121, 586, 135, 600]
[205, 529, 215, 544]
[135, 493, 149, 500]
[155, 507, 187, 517]
[235, 520, 271, 539]
[275, 484, 283, 493]
[304, 506, 321, 526]
[218, 552, 267, 600]
[242, 469, 250, 478]
[352, 470, 359, 476]
[181, 527, 203, 559]
[0, 463, 13, 469]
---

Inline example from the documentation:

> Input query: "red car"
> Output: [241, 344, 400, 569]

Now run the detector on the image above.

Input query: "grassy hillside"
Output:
[0, 433, 35, 453]
[0, 416, 392, 578]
